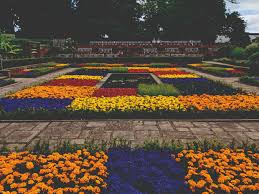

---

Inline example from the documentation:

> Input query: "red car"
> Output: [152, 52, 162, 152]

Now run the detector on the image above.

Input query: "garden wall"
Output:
[55, 56, 202, 65]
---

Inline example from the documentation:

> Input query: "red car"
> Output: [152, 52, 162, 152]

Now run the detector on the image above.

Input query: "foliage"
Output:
[240, 76, 259, 87]
[245, 42, 259, 57]
[230, 47, 245, 59]
[0, 79, 15, 87]
[0, 31, 21, 58]
[110, 67, 128, 73]
[224, 12, 250, 46]
[248, 52, 259, 75]
[138, 83, 180, 96]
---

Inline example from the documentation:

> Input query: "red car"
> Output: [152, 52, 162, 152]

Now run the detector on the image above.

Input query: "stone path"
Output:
[0, 68, 77, 97]
[202, 61, 249, 69]
[0, 120, 258, 151]
[181, 68, 259, 95]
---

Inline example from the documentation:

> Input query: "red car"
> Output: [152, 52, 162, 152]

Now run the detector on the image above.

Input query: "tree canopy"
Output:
[0, 0, 249, 43]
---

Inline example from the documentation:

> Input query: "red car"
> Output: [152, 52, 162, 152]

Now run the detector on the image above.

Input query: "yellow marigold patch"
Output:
[0, 150, 108, 193]
[105, 64, 124, 67]
[56, 75, 104, 80]
[55, 64, 69, 67]
[178, 94, 259, 111]
[158, 74, 200, 79]
[175, 149, 259, 193]
[188, 64, 203, 67]
[7, 86, 96, 99]
[68, 96, 186, 112]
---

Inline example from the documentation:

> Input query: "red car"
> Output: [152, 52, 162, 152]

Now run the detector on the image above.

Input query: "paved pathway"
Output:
[202, 61, 249, 69]
[0, 120, 258, 151]
[181, 68, 259, 95]
[0, 68, 77, 97]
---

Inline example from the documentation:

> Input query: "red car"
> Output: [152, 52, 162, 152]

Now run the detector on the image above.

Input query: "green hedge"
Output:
[55, 56, 202, 64]
[240, 76, 259, 87]
[2, 57, 54, 69]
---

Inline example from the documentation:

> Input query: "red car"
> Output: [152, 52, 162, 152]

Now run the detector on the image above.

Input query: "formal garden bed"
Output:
[187, 64, 246, 77]
[0, 139, 258, 194]
[0, 63, 258, 119]
[9, 63, 69, 78]
[0, 79, 16, 87]
[240, 76, 259, 87]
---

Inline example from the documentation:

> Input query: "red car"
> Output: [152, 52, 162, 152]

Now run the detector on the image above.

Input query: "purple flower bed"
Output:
[0, 98, 71, 112]
[68, 69, 109, 76]
[161, 78, 208, 84]
[104, 149, 190, 194]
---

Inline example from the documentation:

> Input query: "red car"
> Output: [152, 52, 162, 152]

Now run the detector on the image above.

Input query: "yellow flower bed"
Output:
[175, 149, 259, 193]
[188, 64, 203, 67]
[105, 64, 124, 67]
[56, 75, 104, 80]
[127, 67, 150, 70]
[0, 150, 108, 193]
[55, 64, 69, 67]
[178, 94, 259, 111]
[68, 96, 186, 112]
[148, 68, 179, 72]
[84, 67, 112, 70]
[7, 86, 96, 99]
[159, 74, 200, 79]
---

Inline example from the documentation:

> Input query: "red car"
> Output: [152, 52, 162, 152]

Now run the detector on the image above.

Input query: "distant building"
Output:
[247, 33, 259, 42]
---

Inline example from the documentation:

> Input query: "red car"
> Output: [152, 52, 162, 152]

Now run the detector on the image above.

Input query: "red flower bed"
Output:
[227, 69, 244, 75]
[93, 88, 137, 97]
[153, 71, 189, 76]
[43, 79, 99, 86]
[128, 69, 149, 73]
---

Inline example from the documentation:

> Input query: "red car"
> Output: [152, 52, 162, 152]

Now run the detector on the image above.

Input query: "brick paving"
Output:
[0, 68, 77, 97]
[0, 120, 258, 151]
[181, 68, 259, 95]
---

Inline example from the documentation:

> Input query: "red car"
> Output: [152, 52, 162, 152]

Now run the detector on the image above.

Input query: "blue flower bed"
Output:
[161, 78, 242, 95]
[0, 98, 71, 112]
[105, 149, 190, 194]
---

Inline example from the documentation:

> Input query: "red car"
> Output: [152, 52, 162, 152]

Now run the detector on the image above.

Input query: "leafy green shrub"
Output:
[245, 43, 259, 57]
[110, 67, 128, 73]
[248, 52, 259, 75]
[138, 84, 180, 96]
[230, 47, 246, 59]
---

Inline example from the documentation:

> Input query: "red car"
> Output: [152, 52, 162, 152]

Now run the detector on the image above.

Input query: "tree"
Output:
[140, 0, 227, 42]
[0, 31, 21, 59]
[224, 12, 250, 46]
[0, 0, 15, 33]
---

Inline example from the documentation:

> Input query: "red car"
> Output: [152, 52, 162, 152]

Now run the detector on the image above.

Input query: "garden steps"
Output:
[0, 120, 258, 151]
[0, 68, 78, 97]
[181, 67, 259, 95]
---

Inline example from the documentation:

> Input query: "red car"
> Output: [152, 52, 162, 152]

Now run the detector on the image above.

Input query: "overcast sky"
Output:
[227, 0, 259, 33]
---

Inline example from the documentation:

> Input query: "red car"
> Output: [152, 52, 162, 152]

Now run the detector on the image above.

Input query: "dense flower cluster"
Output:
[0, 98, 72, 112]
[158, 74, 200, 79]
[68, 96, 186, 112]
[93, 88, 137, 97]
[7, 86, 96, 99]
[106, 149, 190, 194]
[0, 150, 108, 193]
[175, 149, 259, 193]
[56, 75, 103, 80]
[178, 94, 259, 111]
